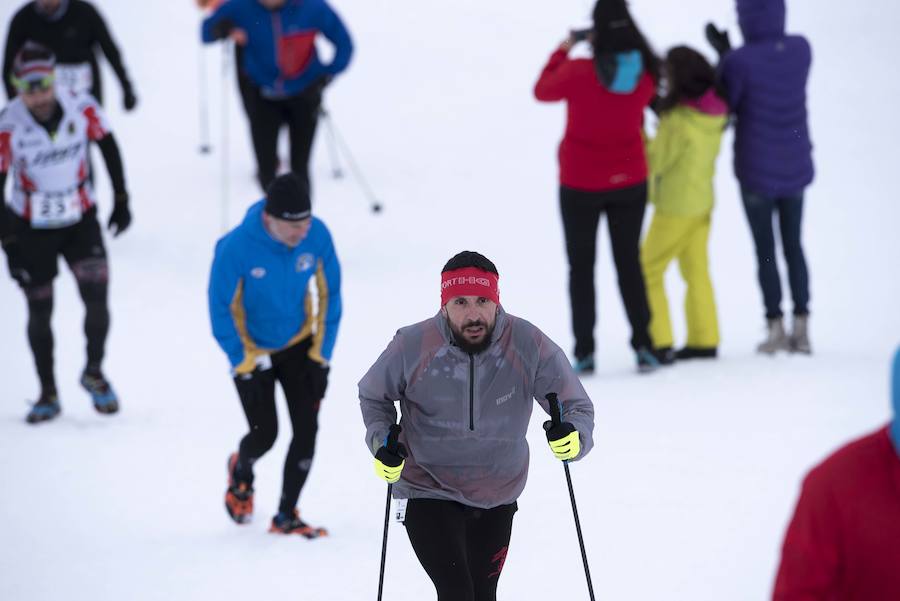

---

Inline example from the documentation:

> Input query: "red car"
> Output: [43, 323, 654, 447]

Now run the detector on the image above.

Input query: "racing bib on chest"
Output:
[29, 188, 83, 229]
[55, 63, 94, 96]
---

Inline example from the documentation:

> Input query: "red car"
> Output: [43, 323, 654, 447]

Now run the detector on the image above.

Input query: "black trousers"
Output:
[232, 340, 322, 515]
[246, 85, 321, 193]
[10, 211, 110, 394]
[560, 183, 652, 357]
[404, 499, 517, 601]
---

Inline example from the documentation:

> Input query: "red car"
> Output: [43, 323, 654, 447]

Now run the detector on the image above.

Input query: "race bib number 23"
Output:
[29, 189, 83, 229]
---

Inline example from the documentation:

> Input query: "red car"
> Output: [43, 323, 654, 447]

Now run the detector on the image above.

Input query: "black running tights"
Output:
[404, 499, 517, 601]
[232, 340, 322, 515]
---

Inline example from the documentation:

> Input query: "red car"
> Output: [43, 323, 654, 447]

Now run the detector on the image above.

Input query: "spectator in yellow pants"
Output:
[641, 46, 727, 363]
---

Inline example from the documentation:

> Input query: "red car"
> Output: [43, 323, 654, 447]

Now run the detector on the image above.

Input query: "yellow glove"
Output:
[374, 424, 407, 483]
[544, 421, 581, 461]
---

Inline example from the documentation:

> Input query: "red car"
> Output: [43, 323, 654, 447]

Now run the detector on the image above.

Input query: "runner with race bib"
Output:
[0, 43, 132, 424]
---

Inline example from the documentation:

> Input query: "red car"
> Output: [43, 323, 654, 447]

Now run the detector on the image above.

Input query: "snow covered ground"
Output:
[1, 0, 898, 599]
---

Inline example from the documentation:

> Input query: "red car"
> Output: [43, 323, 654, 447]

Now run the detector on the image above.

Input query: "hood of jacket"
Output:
[738, 0, 786, 42]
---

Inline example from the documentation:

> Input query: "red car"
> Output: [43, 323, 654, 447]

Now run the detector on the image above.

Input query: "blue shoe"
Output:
[80, 371, 119, 414]
[636, 347, 661, 374]
[572, 355, 595, 375]
[26, 392, 61, 424]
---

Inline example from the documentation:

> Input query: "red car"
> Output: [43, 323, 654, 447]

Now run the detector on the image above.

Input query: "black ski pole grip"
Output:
[386, 423, 402, 452]
[546, 392, 562, 427]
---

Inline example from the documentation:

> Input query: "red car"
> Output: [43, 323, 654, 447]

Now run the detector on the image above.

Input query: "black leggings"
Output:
[560, 183, 652, 356]
[232, 340, 322, 515]
[246, 86, 321, 193]
[26, 264, 109, 394]
[404, 499, 517, 601]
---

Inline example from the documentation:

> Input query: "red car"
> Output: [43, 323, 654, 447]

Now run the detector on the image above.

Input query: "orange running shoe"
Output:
[225, 453, 254, 524]
[268, 509, 328, 538]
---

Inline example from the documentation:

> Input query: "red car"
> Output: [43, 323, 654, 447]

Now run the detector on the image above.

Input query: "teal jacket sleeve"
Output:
[308, 221, 342, 364]
[208, 237, 246, 370]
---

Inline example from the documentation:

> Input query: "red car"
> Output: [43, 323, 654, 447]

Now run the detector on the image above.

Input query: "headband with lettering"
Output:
[440, 267, 500, 306]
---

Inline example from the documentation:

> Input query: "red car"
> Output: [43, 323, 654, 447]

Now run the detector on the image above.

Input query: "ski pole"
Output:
[319, 106, 383, 214]
[220, 41, 231, 232]
[376, 423, 404, 600]
[197, 43, 212, 154]
[319, 107, 344, 179]
[377, 482, 392, 601]
[546, 392, 596, 601]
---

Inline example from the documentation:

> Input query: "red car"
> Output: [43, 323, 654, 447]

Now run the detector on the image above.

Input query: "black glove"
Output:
[123, 87, 138, 111]
[316, 74, 333, 92]
[705, 23, 732, 58]
[308, 358, 330, 400]
[211, 18, 236, 41]
[107, 193, 131, 237]
[1, 235, 30, 288]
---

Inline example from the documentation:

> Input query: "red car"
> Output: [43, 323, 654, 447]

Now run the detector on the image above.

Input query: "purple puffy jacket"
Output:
[721, 0, 814, 197]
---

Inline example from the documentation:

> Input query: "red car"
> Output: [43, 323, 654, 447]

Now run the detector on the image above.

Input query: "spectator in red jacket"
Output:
[534, 0, 661, 374]
[772, 346, 900, 600]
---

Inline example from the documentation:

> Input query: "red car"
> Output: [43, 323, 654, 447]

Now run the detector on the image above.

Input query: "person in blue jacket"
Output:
[706, 0, 814, 355]
[200, 0, 353, 192]
[208, 172, 342, 537]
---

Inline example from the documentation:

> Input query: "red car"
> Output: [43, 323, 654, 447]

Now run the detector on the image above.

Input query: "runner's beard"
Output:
[449, 319, 495, 355]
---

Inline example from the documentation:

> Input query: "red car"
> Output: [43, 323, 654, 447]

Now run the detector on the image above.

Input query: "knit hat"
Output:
[10, 42, 55, 92]
[264, 173, 311, 221]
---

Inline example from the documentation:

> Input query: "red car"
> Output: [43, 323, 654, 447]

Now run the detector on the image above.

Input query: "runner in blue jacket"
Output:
[200, 0, 353, 192]
[208, 173, 342, 537]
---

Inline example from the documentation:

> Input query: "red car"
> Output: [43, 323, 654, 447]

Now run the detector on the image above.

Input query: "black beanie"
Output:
[264, 173, 311, 221]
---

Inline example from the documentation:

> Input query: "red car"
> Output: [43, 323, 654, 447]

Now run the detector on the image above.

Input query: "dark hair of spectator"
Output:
[655, 46, 718, 114]
[591, 0, 661, 82]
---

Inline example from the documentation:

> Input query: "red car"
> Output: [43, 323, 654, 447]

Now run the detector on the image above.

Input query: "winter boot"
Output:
[675, 347, 718, 360]
[26, 390, 61, 424]
[636, 347, 661, 373]
[80, 369, 119, 414]
[269, 509, 328, 538]
[225, 453, 254, 524]
[789, 315, 812, 354]
[757, 318, 790, 355]
[652, 347, 676, 366]
[572, 355, 595, 375]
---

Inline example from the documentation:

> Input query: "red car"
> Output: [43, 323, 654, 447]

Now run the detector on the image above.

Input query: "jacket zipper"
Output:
[468, 353, 475, 431]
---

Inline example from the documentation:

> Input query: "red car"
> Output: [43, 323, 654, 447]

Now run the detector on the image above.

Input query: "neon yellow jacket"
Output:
[647, 91, 727, 217]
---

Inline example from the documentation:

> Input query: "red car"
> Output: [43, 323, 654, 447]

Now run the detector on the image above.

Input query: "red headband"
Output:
[440, 267, 500, 306]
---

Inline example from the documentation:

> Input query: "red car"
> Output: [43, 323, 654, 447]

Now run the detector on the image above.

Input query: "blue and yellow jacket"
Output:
[208, 201, 342, 374]
[201, 0, 353, 99]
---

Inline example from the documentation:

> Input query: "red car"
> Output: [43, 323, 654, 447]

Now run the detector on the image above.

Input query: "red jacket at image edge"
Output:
[534, 49, 655, 192]
[773, 426, 900, 600]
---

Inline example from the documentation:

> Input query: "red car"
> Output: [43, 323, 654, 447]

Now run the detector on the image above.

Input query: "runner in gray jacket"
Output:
[359, 251, 594, 601]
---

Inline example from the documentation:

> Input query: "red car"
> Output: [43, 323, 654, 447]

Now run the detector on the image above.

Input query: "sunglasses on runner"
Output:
[11, 73, 55, 94]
